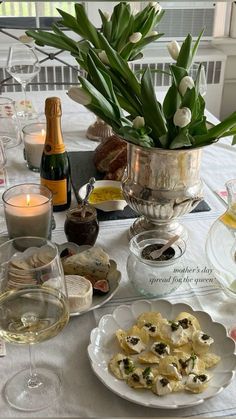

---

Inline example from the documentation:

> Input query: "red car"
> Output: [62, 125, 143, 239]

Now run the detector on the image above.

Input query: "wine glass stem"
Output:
[22, 84, 28, 117]
[28, 343, 41, 388]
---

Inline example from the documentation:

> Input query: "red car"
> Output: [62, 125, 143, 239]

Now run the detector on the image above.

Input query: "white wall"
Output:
[212, 39, 236, 119]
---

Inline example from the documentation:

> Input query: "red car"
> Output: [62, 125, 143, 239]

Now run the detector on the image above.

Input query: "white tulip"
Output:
[103, 12, 110, 21]
[145, 30, 159, 38]
[67, 87, 92, 106]
[179, 76, 195, 96]
[133, 116, 145, 129]
[149, 2, 162, 13]
[98, 50, 109, 65]
[167, 40, 180, 60]
[129, 32, 142, 44]
[173, 107, 192, 128]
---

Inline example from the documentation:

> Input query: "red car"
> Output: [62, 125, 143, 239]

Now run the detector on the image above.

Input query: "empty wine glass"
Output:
[0, 97, 21, 149]
[6, 43, 40, 119]
[0, 139, 7, 169]
[0, 236, 69, 411]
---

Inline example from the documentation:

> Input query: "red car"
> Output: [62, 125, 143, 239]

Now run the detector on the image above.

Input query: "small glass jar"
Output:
[64, 204, 99, 246]
[127, 230, 186, 298]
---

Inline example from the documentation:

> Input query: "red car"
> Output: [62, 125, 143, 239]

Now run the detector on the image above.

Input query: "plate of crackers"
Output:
[88, 299, 236, 408]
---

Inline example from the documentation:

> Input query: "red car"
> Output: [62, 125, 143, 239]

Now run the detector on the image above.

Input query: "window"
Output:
[0, 1, 232, 35]
[0, 0, 233, 112]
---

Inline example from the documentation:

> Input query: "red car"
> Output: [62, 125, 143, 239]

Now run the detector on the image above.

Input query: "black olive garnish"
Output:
[132, 373, 140, 382]
[127, 336, 140, 345]
[160, 378, 169, 387]
[201, 334, 210, 341]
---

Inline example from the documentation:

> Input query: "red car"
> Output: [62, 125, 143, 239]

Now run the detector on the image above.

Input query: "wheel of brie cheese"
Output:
[65, 275, 93, 313]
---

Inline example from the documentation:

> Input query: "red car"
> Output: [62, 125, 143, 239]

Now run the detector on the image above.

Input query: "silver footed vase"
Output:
[122, 143, 204, 239]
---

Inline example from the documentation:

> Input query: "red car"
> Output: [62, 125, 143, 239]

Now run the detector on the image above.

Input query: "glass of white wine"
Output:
[6, 43, 40, 119]
[0, 236, 69, 411]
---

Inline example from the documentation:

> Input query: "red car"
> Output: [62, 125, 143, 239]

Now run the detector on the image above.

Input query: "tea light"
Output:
[22, 123, 46, 172]
[2, 184, 53, 239]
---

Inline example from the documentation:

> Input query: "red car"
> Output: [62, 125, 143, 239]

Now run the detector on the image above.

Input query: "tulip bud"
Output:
[167, 40, 180, 61]
[98, 50, 109, 65]
[145, 30, 159, 38]
[173, 107, 192, 128]
[149, 2, 162, 13]
[103, 12, 110, 21]
[129, 32, 142, 44]
[179, 76, 195, 96]
[133, 116, 145, 129]
[67, 87, 92, 106]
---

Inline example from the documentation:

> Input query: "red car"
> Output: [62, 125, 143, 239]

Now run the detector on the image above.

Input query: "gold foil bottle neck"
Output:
[45, 97, 62, 117]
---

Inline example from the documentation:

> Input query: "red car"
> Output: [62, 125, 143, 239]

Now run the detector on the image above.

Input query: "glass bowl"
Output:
[126, 230, 186, 298]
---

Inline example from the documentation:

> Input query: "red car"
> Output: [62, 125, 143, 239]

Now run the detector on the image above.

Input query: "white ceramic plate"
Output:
[88, 299, 236, 409]
[78, 180, 127, 212]
[70, 259, 121, 317]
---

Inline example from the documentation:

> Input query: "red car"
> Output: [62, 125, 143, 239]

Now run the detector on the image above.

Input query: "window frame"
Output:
[0, 1, 234, 47]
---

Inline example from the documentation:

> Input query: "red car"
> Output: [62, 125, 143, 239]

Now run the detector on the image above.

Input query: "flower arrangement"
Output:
[27, 2, 236, 150]
[27, 2, 164, 62]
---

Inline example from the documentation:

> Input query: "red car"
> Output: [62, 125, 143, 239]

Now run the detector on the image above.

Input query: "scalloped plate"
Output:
[88, 299, 236, 409]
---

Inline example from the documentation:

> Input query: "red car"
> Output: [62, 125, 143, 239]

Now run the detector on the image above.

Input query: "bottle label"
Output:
[43, 142, 65, 155]
[41, 178, 67, 206]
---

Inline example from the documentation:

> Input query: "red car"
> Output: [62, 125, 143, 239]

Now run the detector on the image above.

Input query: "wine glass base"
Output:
[0, 136, 22, 149]
[4, 367, 61, 412]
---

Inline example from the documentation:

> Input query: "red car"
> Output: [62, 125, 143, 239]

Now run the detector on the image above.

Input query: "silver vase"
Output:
[122, 143, 204, 239]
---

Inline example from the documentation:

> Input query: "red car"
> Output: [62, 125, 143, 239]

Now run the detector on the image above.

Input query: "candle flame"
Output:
[26, 194, 31, 206]
[41, 129, 45, 136]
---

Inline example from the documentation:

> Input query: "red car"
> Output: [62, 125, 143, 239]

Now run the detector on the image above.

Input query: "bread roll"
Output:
[94, 135, 127, 180]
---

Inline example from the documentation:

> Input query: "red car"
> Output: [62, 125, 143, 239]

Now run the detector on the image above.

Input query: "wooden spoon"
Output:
[149, 235, 180, 260]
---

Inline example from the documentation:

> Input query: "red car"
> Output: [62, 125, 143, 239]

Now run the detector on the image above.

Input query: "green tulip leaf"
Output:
[118, 126, 154, 148]
[169, 131, 193, 149]
[74, 3, 100, 48]
[163, 84, 180, 119]
[176, 34, 192, 69]
[141, 68, 167, 138]
[170, 65, 188, 86]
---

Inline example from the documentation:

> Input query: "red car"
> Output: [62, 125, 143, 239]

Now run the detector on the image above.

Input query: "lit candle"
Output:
[23, 123, 46, 172]
[2, 184, 53, 239]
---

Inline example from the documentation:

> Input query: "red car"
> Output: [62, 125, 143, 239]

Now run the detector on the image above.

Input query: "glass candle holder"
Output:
[2, 183, 53, 239]
[22, 122, 46, 172]
[127, 230, 186, 298]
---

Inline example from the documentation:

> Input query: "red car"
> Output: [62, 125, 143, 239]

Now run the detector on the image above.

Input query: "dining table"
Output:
[0, 89, 236, 418]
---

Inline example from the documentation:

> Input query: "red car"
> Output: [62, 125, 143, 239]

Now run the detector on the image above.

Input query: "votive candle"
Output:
[2, 184, 53, 239]
[23, 123, 46, 172]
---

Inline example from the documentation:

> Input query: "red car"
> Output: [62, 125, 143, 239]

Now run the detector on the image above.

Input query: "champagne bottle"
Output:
[40, 97, 71, 212]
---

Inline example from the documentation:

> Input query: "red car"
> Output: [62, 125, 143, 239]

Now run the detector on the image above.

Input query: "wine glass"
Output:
[190, 63, 207, 97]
[0, 97, 21, 149]
[6, 43, 40, 119]
[0, 236, 69, 411]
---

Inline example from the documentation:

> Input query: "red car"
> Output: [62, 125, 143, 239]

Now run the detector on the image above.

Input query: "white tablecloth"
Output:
[0, 91, 236, 418]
